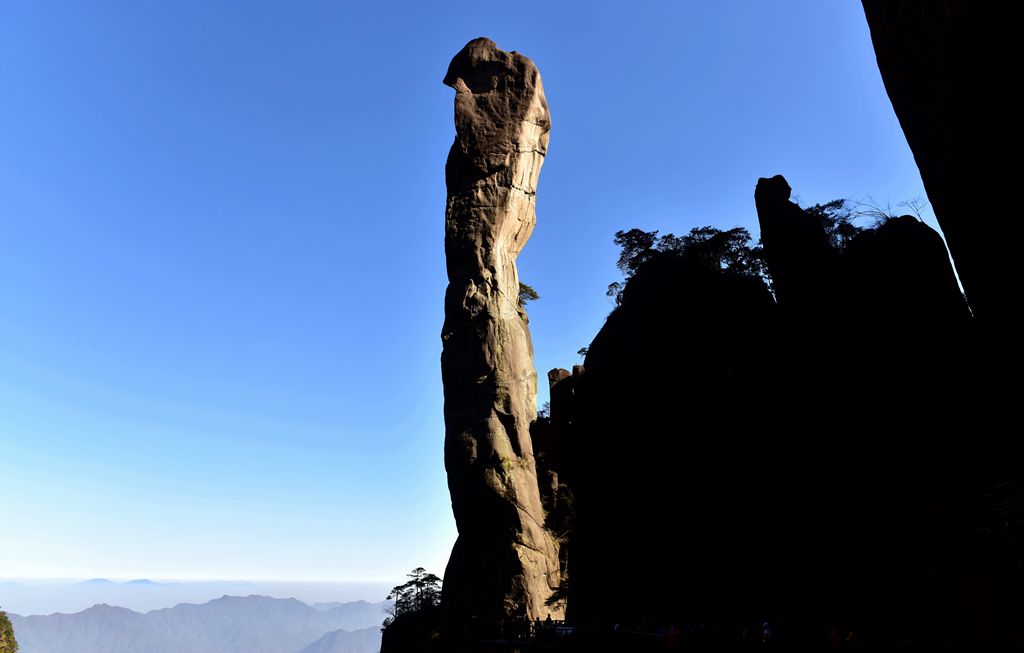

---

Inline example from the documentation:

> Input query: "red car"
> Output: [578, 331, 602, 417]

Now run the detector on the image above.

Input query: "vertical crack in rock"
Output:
[439, 37, 562, 625]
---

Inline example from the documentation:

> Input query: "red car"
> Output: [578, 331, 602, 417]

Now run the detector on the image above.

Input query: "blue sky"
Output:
[0, 1, 930, 586]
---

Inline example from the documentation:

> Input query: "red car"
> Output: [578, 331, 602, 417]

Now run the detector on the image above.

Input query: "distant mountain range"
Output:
[8, 595, 387, 653]
[74, 579, 169, 587]
[0, 579, 391, 616]
[298, 627, 381, 653]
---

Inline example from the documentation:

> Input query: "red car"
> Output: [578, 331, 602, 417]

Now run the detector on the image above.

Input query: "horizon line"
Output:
[0, 575, 396, 584]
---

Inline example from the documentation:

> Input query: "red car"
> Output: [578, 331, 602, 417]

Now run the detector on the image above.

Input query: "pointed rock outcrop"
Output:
[439, 38, 561, 625]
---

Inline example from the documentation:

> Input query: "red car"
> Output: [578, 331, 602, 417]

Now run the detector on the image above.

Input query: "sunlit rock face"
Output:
[439, 37, 561, 626]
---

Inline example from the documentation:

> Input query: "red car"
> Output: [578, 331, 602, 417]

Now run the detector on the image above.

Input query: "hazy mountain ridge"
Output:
[9, 595, 386, 653]
[298, 627, 381, 653]
[309, 601, 391, 630]
[0, 580, 390, 616]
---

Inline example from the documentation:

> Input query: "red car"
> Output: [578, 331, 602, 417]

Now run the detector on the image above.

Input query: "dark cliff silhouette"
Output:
[560, 174, 1018, 648]
[862, 1, 1022, 352]
[570, 245, 784, 628]
[860, 2, 1022, 644]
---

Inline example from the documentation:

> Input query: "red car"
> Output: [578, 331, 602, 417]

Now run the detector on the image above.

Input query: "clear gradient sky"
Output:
[0, 1, 932, 584]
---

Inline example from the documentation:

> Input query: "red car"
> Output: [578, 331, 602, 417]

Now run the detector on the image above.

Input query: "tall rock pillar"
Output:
[439, 38, 561, 625]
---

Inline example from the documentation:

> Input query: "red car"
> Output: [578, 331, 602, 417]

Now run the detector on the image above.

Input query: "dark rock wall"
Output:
[861, 0, 1021, 387]
[860, 4, 1023, 642]
[566, 174, 1013, 645]
[570, 255, 785, 626]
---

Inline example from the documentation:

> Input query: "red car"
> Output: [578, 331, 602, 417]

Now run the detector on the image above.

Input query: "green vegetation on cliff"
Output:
[605, 200, 858, 304]
[0, 609, 18, 653]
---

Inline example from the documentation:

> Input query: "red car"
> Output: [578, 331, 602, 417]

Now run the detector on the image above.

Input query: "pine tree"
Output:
[384, 567, 442, 625]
